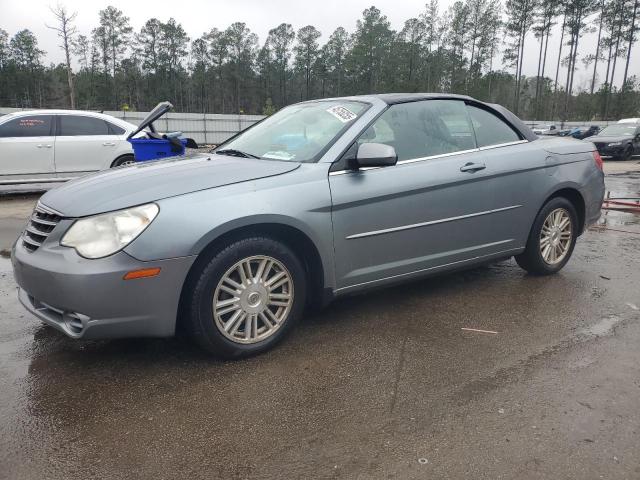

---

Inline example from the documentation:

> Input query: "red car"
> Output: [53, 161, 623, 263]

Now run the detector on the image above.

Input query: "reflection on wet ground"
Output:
[594, 175, 640, 233]
[0, 167, 639, 479]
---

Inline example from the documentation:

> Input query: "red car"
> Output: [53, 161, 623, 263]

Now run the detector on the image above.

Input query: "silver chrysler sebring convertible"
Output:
[12, 94, 605, 358]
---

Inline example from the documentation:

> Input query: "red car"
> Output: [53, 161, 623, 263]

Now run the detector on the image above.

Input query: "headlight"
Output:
[61, 204, 159, 258]
[607, 141, 623, 146]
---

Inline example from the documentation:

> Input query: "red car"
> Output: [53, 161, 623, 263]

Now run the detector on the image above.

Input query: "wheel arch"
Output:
[110, 153, 134, 168]
[546, 187, 586, 234]
[176, 222, 327, 333]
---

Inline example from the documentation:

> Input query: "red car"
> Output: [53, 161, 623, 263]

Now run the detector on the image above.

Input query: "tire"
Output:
[515, 197, 578, 275]
[185, 236, 307, 359]
[622, 145, 633, 161]
[111, 155, 135, 168]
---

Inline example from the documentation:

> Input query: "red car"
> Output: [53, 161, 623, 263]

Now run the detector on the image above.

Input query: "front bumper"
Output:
[594, 143, 625, 158]
[12, 240, 196, 340]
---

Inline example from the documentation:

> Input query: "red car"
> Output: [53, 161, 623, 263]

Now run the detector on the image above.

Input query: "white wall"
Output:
[0, 108, 265, 145]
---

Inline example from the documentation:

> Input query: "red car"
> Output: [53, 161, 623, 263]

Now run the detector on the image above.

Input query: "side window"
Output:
[357, 100, 475, 161]
[0, 115, 53, 138]
[107, 122, 126, 135]
[466, 105, 521, 147]
[59, 115, 110, 136]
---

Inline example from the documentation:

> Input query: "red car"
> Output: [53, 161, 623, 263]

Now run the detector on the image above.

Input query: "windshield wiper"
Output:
[215, 148, 260, 159]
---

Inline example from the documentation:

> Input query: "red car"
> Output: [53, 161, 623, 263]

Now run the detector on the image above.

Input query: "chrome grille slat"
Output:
[26, 225, 50, 236]
[30, 217, 57, 227]
[22, 203, 62, 252]
[22, 236, 42, 248]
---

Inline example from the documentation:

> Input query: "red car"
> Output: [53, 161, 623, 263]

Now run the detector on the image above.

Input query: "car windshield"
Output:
[215, 100, 368, 162]
[598, 124, 637, 136]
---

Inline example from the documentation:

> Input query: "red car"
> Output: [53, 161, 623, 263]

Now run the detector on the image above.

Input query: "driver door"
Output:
[329, 99, 512, 291]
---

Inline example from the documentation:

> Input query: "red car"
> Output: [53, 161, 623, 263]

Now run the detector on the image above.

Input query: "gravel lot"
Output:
[0, 160, 639, 479]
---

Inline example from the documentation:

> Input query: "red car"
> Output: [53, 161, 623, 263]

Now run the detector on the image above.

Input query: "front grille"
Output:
[22, 203, 62, 252]
[593, 142, 606, 150]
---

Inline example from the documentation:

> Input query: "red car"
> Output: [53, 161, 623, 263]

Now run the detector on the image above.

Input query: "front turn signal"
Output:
[123, 267, 161, 280]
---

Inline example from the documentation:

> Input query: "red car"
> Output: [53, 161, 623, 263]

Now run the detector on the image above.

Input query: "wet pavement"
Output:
[0, 163, 639, 479]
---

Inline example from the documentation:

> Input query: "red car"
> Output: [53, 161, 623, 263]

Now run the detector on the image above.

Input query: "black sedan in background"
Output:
[587, 123, 640, 160]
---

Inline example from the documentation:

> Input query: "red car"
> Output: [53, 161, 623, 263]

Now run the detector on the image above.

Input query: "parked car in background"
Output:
[0, 110, 137, 185]
[586, 122, 640, 160]
[572, 125, 600, 140]
[532, 124, 558, 135]
[12, 94, 605, 358]
[617, 118, 640, 124]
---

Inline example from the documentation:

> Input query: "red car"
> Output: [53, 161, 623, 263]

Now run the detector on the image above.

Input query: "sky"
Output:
[1, 0, 637, 91]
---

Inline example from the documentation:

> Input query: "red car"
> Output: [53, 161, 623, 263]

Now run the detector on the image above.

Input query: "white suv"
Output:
[0, 110, 137, 185]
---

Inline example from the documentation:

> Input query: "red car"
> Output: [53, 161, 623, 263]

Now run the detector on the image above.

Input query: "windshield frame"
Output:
[213, 99, 372, 163]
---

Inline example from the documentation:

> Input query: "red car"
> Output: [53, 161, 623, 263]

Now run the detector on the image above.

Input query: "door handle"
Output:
[36, 144, 52, 148]
[460, 162, 486, 173]
[102, 142, 116, 146]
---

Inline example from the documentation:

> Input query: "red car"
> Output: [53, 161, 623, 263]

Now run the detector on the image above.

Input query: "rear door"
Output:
[54, 114, 119, 173]
[0, 115, 55, 177]
[329, 99, 516, 291]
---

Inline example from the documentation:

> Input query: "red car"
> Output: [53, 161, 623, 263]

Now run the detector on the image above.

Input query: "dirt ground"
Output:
[0, 160, 639, 479]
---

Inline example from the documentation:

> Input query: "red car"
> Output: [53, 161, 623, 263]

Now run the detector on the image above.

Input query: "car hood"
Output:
[588, 135, 632, 143]
[40, 154, 300, 217]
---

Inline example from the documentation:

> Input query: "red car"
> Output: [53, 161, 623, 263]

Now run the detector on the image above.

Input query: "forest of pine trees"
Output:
[0, 1, 638, 121]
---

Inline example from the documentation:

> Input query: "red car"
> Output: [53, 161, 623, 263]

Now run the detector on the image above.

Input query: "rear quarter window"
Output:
[467, 105, 521, 147]
[59, 115, 110, 136]
[107, 122, 126, 135]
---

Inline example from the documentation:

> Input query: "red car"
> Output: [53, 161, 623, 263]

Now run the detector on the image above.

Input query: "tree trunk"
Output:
[605, 16, 624, 118]
[562, 29, 576, 122]
[512, 30, 522, 114]
[622, 0, 639, 90]
[534, 20, 545, 120]
[538, 26, 551, 119]
[551, 15, 566, 120]
[591, 0, 605, 94]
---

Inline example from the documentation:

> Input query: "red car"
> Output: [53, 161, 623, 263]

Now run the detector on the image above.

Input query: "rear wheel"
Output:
[515, 197, 578, 275]
[111, 155, 135, 168]
[186, 236, 306, 358]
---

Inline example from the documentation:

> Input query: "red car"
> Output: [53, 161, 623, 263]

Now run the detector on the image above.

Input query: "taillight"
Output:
[593, 150, 603, 171]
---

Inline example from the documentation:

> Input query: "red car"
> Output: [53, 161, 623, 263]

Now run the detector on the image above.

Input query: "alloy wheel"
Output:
[539, 208, 573, 265]
[212, 255, 294, 344]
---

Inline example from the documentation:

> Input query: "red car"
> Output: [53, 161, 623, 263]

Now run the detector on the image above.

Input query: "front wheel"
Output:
[515, 197, 578, 275]
[622, 145, 633, 161]
[185, 237, 307, 358]
[111, 155, 135, 168]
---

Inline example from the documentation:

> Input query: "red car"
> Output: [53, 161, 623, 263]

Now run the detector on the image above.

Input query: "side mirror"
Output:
[355, 143, 397, 169]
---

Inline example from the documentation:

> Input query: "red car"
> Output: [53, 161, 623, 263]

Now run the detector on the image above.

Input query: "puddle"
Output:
[0, 256, 12, 273]
[597, 209, 640, 229]
[579, 315, 623, 337]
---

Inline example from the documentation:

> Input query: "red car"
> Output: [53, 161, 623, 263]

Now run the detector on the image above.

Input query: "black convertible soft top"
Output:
[371, 93, 538, 142]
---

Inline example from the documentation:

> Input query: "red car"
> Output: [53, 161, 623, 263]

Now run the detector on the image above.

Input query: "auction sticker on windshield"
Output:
[263, 151, 296, 160]
[326, 105, 357, 123]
